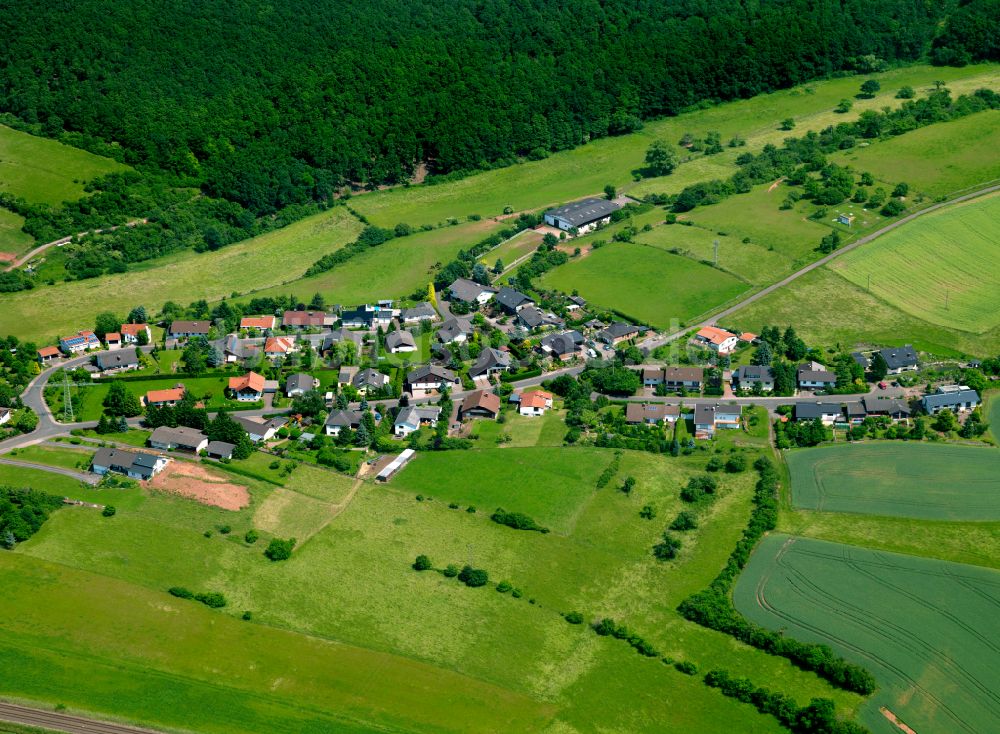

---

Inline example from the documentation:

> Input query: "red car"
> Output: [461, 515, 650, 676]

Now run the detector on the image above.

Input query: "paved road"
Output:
[0, 702, 163, 734]
[639, 183, 1000, 351]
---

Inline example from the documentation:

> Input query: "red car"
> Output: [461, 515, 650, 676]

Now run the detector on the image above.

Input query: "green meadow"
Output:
[0, 208, 32, 258]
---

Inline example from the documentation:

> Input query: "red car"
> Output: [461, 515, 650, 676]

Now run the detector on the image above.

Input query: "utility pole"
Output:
[62, 374, 74, 423]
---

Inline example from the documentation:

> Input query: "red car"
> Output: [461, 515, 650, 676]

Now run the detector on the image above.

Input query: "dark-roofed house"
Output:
[625, 403, 680, 425]
[843, 401, 867, 425]
[448, 278, 497, 306]
[400, 302, 438, 324]
[206, 441, 235, 460]
[394, 406, 441, 437]
[149, 425, 209, 453]
[352, 368, 389, 395]
[597, 322, 639, 346]
[436, 316, 473, 344]
[95, 347, 140, 375]
[168, 321, 211, 339]
[285, 373, 316, 397]
[851, 352, 870, 370]
[235, 415, 282, 443]
[863, 396, 911, 421]
[921, 385, 980, 414]
[494, 287, 534, 314]
[539, 331, 584, 360]
[663, 366, 703, 391]
[543, 197, 620, 234]
[879, 345, 918, 374]
[639, 366, 664, 386]
[468, 348, 511, 379]
[694, 403, 741, 438]
[324, 409, 364, 437]
[517, 305, 563, 331]
[733, 365, 775, 392]
[459, 390, 501, 420]
[406, 365, 459, 394]
[794, 402, 840, 425]
[92, 448, 167, 480]
[797, 362, 836, 390]
[386, 330, 417, 353]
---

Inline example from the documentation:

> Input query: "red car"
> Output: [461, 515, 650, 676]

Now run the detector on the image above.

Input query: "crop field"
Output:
[833, 110, 1000, 199]
[0, 124, 129, 206]
[786, 442, 1000, 520]
[831, 192, 1000, 333]
[540, 241, 748, 328]
[735, 534, 1000, 734]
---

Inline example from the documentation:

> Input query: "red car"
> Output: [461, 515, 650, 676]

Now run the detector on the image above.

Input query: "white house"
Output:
[393, 406, 441, 437]
[543, 198, 621, 234]
[148, 426, 209, 453]
[922, 385, 980, 414]
[694, 327, 739, 354]
[694, 403, 741, 438]
[518, 390, 553, 417]
[0, 407, 11, 426]
[406, 365, 459, 394]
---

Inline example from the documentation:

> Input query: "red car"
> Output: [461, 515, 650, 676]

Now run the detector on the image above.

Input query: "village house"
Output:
[149, 425, 209, 453]
[517, 305, 564, 331]
[240, 315, 276, 331]
[400, 302, 438, 324]
[285, 373, 317, 397]
[95, 347, 140, 375]
[228, 371, 266, 402]
[879, 345, 918, 374]
[59, 330, 101, 354]
[206, 441, 235, 460]
[567, 295, 587, 312]
[694, 326, 738, 354]
[518, 390, 553, 417]
[794, 402, 840, 425]
[543, 198, 620, 234]
[448, 277, 497, 306]
[0, 407, 11, 426]
[263, 336, 297, 359]
[37, 346, 60, 363]
[144, 386, 185, 408]
[167, 321, 211, 340]
[341, 305, 393, 330]
[738, 332, 758, 345]
[407, 364, 460, 394]
[394, 405, 442, 436]
[597, 322, 639, 346]
[797, 362, 837, 390]
[222, 334, 259, 365]
[843, 401, 867, 425]
[104, 332, 122, 350]
[494, 286, 534, 315]
[468, 347, 511, 379]
[662, 366, 704, 391]
[540, 331, 584, 361]
[851, 352, 871, 370]
[694, 403, 741, 438]
[282, 310, 330, 329]
[436, 316, 473, 344]
[922, 385, 980, 414]
[733, 365, 774, 392]
[386, 330, 417, 354]
[625, 403, 680, 425]
[862, 396, 911, 421]
[92, 448, 168, 481]
[324, 409, 364, 437]
[235, 415, 283, 443]
[459, 390, 501, 421]
[120, 323, 152, 344]
[352, 368, 390, 395]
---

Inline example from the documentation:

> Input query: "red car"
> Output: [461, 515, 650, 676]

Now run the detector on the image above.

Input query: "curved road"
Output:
[640, 183, 1000, 351]
[3, 219, 148, 273]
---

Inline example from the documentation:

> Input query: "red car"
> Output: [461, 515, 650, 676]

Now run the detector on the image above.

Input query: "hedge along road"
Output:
[638, 181, 1000, 351]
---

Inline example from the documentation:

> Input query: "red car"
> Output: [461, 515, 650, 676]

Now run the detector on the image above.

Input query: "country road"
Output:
[0, 701, 164, 734]
[3, 219, 148, 273]
[639, 182, 1000, 351]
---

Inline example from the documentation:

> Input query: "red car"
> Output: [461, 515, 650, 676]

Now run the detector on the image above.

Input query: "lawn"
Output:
[830, 192, 1000, 333]
[0, 124, 130, 206]
[0, 463, 90, 495]
[786, 442, 1000, 520]
[0, 207, 362, 342]
[7, 445, 94, 472]
[735, 534, 1000, 734]
[540, 241, 749, 328]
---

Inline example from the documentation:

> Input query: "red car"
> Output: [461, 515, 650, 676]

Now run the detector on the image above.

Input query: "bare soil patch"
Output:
[147, 461, 250, 510]
[881, 707, 918, 734]
[0, 252, 16, 263]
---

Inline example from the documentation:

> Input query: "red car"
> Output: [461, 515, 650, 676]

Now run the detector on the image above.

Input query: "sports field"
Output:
[831, 192, 1000, 333]
[735, 534, 1000, 734]
[540, 241, 748, 328]
[787, 442, 1000, 520]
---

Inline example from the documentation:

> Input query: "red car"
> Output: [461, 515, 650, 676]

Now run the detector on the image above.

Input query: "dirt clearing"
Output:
[148, 461, 250, 510]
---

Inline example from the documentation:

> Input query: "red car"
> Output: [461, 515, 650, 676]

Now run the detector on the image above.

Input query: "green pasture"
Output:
[0, 207, 33, 258]
[0, 124, 129, 206]
[540, 241, 748, 328]
[735, 534, 1000, 734]
[468, 408, 567, 448]
[486, 229, 544, 271]
[786, 442, 1000, 520]
[7, 445, 94, 472]
[73, 429, 151, 447]
[0, 207, 362, 342]
[831, 192, 1000, 333]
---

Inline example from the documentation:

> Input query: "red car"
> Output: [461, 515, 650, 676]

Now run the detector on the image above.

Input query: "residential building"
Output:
[325, 409, 364, 436]
[240, 315, 276, 331]
[738, 332, 758, 344]
[149, 425, 209, 453]
[263, 336, 296, 359]
[625, 403, 680, 425]
[59, 330, 100, 354]
[92, 448, 167, 480]
[0, 407, 10, 426]
[540, 331, 584, 360]
[120, 323, 152, 344]
[340, 307, 392, 330]
[386, 330, 417, 353]
[518, 390, 553, 417]
[694, 403, 741, 438]
[352, 368, 389, 395]
[694, 326, 738, 354]
[459, 390, 501, 420]
[597, 322, 639, 346]
[517, 305, 563, 331]
[37, 346, 60, 363]
[436, 316, 473, 344]
[144, 386, 185, 407]
[863, 396, 911, 421]
[448, 278, 497, 305]
[797, 362, 837, 390]
[794, 402, 840, 425]
[494, 286, 534, 314]
[285, 373, 316, 397]
[394, 406, 442, 436]
[843, 401, 866, 425]
[206, 441, 235, 460]
[222, 334, 258, 365]
[733, 365, 775, 392]
[663, 366, 704, 391]
[922, 385, 980, 414]
[228, 371, 266, 402]
[543, 197, 620, 234]
[235, 415, 282, 442]
[104, 332, 122, 350]
[282, 310, 329, 329]
[95, 348, 140, 375]
[400, 302, 438, 324]
[851, 351, 870, 370]
[468, 348, 511, 379]
[406, 365, 459, 393]
[879, 345, 918, 374]
[168, 321, 211, 339]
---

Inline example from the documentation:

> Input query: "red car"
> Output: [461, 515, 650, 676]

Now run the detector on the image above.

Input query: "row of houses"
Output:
[624, 401, 741, 439]
[793, 384, 980, 425]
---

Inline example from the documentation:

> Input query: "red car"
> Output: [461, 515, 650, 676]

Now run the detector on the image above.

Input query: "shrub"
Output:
[101, 505, 117, 517]
[466, 506, 476, 513]
[511, 588, 523, 598]
[496, 580, 513, 593]
[725, 455, 747, 473]
[705, 456, 723, 472]
[491, 508, 549, 533]
[653, 533, 682, 560]
[443, 563, 460, 578]
[669, 511, 698, 531]
[218, 524, 232, 534]
[194, 591, 227, 608]
[412, 554, 433, 571]
[244, 529, 259, 544]
[242, 611, 252, 621]
[168, 586, 194, 599]
[674, 660, 698, 675]
[565, 611, 584, 624]
[458, 565, 489, 587]
[264, 537, 296, 561]
[639, 504, 656, 520]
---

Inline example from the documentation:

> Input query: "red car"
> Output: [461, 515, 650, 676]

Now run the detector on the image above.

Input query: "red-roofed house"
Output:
[144, 386, 186, 407]
[264, 336, 296, 359]
[240, 315, 276, 331]
[228, 372, 266, 402]
[120, 323, 152, 344]
[37, 346, 60, 363]
[105, 332, 122, 350]
[739, 332, 758, 344]
[282, 310, 328, 329]
[518, 390, 554, 417]
[694, 326, 739, 354]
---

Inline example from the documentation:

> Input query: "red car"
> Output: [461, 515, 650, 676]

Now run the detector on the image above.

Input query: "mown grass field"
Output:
[786, 442, 1000, 520]
[735, 534, 1000, 734]
[0, 207, 362, 342]
[0, 207, 33, 258]
[0, 124, 129, 206]
[830, 192, 1000, 333]
[7, 445, 94, 472]
[540, 241, 748, 327]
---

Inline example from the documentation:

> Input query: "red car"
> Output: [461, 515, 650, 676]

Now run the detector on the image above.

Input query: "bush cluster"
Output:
[168, 586, 227, 609]
[490, 508, 549, 534]
[593, 618, 659, 658]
